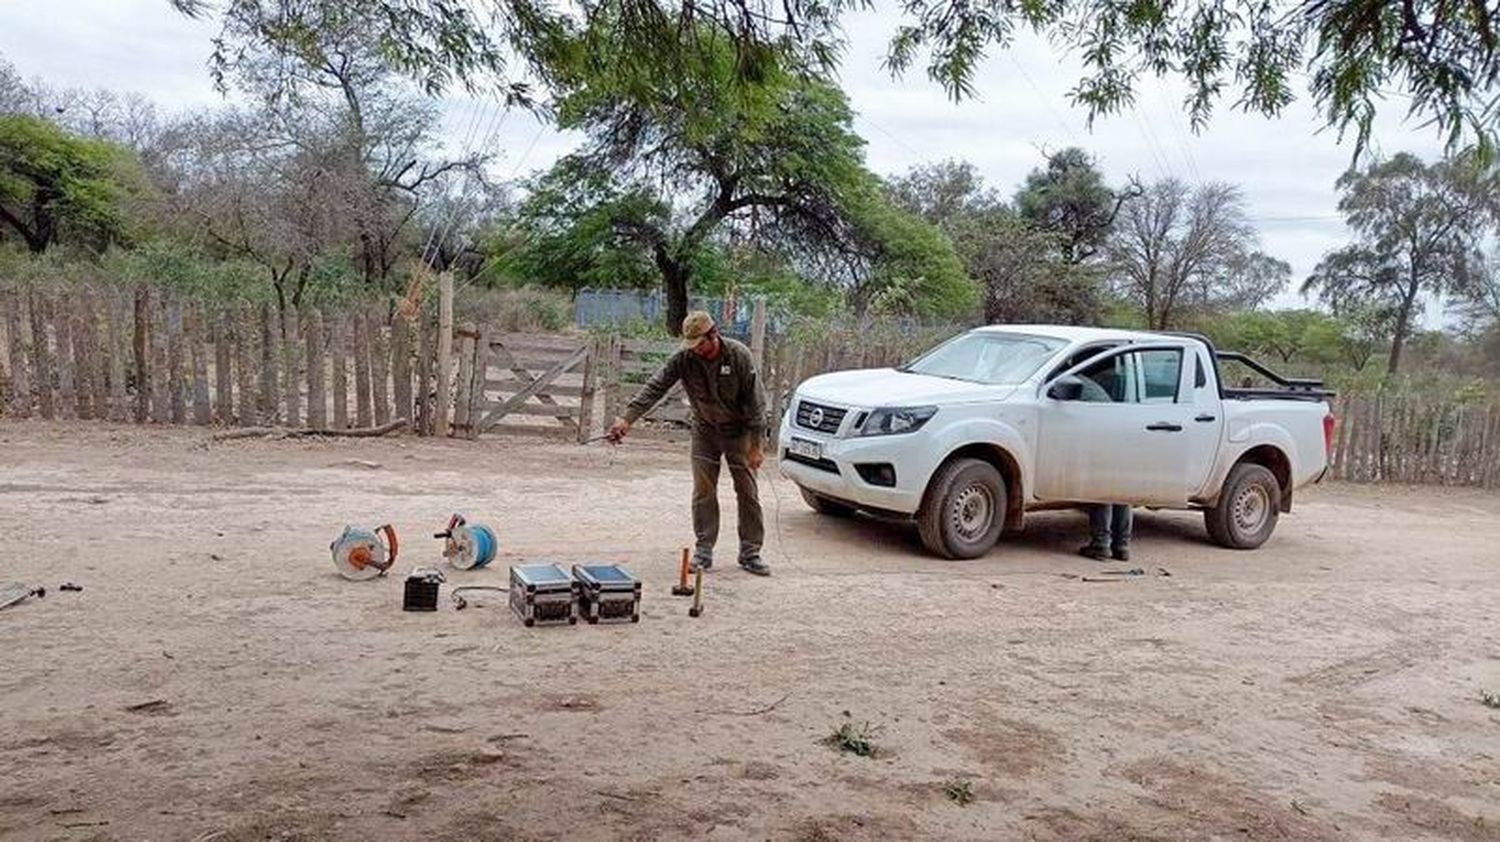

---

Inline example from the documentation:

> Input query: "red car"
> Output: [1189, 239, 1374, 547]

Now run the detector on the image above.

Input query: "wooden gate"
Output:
[459, 332, 597, 440]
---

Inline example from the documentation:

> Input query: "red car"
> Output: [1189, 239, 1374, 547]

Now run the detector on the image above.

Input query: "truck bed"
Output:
[1164, 333, 1337, 402]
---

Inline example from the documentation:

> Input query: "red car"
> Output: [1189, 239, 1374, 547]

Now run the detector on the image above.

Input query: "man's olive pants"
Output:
[690, 425, 764, 564]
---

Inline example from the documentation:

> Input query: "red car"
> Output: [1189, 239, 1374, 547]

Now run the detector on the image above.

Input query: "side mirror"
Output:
[1048, 378, 1083, 401]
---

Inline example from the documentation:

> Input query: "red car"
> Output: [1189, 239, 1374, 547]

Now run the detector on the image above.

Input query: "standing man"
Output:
[1067, 366, 1134, 563]
[606, 311, 771, 576]
[1079, 505, 1132, 562]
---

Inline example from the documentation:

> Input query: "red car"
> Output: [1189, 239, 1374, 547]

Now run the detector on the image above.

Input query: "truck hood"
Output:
[795, 368, 1019, 407]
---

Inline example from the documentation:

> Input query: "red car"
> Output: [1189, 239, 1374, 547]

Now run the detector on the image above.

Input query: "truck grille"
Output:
[795, 400, 846, 434]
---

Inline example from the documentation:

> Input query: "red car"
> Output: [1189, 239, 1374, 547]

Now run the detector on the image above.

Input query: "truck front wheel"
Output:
[918, 458, 1006, 559]
[1205, 462, 1281, 549]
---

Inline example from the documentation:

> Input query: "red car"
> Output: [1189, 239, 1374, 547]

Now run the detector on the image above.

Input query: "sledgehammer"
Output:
[671, 547, 695, 597]
[687, 567, 705, 618]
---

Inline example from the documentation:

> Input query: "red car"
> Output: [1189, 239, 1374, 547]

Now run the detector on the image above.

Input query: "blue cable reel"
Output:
[436, 513, 498, 570]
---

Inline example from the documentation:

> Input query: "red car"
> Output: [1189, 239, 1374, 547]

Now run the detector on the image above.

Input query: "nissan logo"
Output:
[807, 407, 825, 428]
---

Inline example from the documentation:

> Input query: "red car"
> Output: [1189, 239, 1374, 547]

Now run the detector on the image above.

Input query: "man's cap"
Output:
[681, 311, 716, 348]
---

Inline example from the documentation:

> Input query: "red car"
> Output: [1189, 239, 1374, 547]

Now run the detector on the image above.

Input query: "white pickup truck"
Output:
[777, 326, 1335, 558]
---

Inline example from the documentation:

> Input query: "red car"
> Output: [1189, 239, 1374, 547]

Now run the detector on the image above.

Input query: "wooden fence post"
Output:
[165, 300, 185, 424]
[415, 313, 433, 435]
[234, 304, 257, 426]
[330, 311, 349, 430]
[1487, 406, 1500, 489]
[106, 293, 126, 422]
[148, 297, 169, 424]
[766, 339, 786, 438]
[0, 290, 8, 408]
[371, 307, 390, 427]
[1389, 396, 1407, 482]
[353, 309, 373, 428]
[435, 274, 454, 437]
[55, 294, 77, 420]
[66, 295, 88, 420]
[602, 334, 622, 426]
[750, 297, 767, 368]
[258, 303, 279, 425]
[4, 290, 30, 418]
[467, 329, 488, 441]
[188, 302, 211, 425]
[452, 323, 476, 436]
[1330, 397, 1348, 480]
[80, 293, 104, 421]
[132, 288, 149, 423]
[70, 295, 94, 420]
[306, 308, 326, 430]
[578, 334, 598, 443]
[1481, 405, 1497, 489]
[391, 315, 412, 430]
[213, 307, 234, 426]
[282, 306, 301, 427]
[30, 292, 55, 421]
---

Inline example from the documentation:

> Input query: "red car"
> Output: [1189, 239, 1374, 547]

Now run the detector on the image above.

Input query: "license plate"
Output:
[788, 437, 822, 460]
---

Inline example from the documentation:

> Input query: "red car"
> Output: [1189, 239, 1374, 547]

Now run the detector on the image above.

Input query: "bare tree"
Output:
[149, 5, 491, 310]
[220, 8, 492, 288]
[1107, 180, 1288, 329]
[1303, 152, 1499, 377]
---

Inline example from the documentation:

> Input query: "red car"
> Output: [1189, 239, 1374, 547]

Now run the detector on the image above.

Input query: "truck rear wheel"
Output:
[918, 458, 1006, 559]
[799, 487, 855, 517]
[1205, 463, 1281, 549]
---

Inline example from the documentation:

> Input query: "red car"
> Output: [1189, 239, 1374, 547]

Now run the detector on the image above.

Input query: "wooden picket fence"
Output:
[0, 286, 451, 434]
[5, 282, 1499, 488]
[1328, 394, 1500, 488]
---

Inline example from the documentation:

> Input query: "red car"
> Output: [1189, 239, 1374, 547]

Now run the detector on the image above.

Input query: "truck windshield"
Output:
[901, 332, 1067, 385]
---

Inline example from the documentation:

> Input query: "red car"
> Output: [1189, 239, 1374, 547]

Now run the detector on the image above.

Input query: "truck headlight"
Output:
[856, 406, 937, 437]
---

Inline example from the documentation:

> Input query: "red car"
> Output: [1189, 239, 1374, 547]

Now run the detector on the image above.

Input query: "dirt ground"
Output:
[1, 421, 1498, 842]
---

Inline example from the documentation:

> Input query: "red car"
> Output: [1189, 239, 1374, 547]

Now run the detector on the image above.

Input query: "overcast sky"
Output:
[1, 1, 1452, 315]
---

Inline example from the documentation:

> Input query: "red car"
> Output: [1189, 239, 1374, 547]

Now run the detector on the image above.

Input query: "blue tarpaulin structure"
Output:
[573, 289, 784, 337]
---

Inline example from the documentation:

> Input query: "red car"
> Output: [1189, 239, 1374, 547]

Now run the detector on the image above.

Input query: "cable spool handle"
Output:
[375, 524, 399, 574]
[434, 513, 465, 540]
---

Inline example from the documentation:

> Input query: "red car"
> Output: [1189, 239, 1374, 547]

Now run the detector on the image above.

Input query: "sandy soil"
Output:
[1, 420, 1498, 842]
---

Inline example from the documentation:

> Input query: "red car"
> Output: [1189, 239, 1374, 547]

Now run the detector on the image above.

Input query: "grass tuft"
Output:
[823, 718, 880, 757]
[942, 777, 975, 806]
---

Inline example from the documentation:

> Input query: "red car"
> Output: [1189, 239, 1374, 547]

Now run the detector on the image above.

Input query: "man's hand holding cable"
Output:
[606, 416, 631, 443]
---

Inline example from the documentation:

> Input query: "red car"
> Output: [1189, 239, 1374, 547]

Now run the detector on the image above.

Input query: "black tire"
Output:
[1205, 462, 1281, 549]
[917, 458, 1006, 559]
[799, 487, 856, 517]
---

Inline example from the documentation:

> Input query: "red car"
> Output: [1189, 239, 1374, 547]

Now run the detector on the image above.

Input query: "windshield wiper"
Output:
[904, 370, 976, 383]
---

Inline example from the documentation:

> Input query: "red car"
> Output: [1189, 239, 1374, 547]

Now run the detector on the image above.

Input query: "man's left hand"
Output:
[747, 440, 764, 472]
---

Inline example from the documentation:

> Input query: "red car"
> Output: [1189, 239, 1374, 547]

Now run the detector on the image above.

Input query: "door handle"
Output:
[1194, 414, 1216, 422]
[1145, 422, 1183, 432]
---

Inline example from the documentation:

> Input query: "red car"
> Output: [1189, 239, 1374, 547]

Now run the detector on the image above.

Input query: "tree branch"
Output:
[0, 204, 43, 251]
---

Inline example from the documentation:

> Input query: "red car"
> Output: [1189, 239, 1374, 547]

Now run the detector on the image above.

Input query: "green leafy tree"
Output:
[179, 0, 1500, 158]
[491, 160, 662, 293]
[0, 114, 145, 253]
[1302, 152, 1499, 378]
[889, 160, 1099, 324]
[1014, 148, 1137, 265]
[838, 175, 976, 318]
[1207, 309, 1346, 364]
[508, 24, 971, 331]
